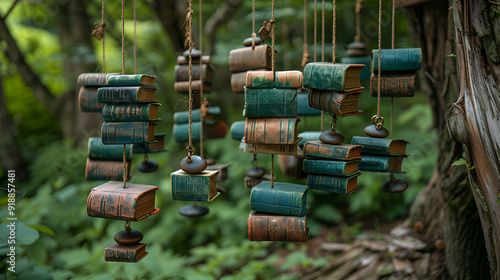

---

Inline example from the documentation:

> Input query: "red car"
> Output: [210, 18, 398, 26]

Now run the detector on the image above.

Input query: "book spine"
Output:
[230, 121, 246, 141]
[303, 142, 351, 160]
[306, 174, 349, 193]
[85, 159, 130, 181]
[351, 136, 391, 155]
[173, 109, 202, 124]
[244, 118, 298, 145]
[303, 63, 348, 91]
[370, 74, 415, 97]
[371, 48, 422, 72]
[79, 86, 104, 112]
[248, 213, 307, 241]
[307, 90, 345, 115]
[244, 88, 297, 118]
[107, 75, 155, 87]
[250, 188, 306, 216]
[87, 189, 137, 220]
[245, 71, 303, 89]
[77, 73, 116, 86]
[174, 80, 211, 93]
[102, 104, 156, 122]
[231, 72, 247, 93]
[170, 173, 209, 201]
[101, 122, 150, 144]
[243, 143, 298, 155]
[174, 64, 210, 82]
[228, 45, 271, 72]
[297, 92, 322, 116]
[358, 155, 391, 172]
[87, 138, 132, 160]
[302, 159, 348, 175]
[97, 87, 142, 103]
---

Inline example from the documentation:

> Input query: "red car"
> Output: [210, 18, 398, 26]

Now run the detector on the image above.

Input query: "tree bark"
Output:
[151, 0, 189, 53]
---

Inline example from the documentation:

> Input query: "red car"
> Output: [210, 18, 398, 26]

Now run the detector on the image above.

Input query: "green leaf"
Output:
[452, 158, 467, 166]
[25, 224, 55, 237]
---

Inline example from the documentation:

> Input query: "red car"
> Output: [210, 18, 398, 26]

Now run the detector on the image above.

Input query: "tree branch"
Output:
[204, 0, 244, 55]
[151, 0, 188, 53]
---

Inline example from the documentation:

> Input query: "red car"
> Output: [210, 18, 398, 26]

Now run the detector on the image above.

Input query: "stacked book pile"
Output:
[78, 73, 119, 113]
[174, 50, 213, 93]
[351, 136, 408, 174]
[85, 137, 132, 182]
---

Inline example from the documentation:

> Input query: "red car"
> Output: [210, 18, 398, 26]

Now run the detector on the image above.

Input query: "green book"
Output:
[298, 131, 321, 147]
[101, 122, 157, 144]
[303, 62, 364, 91]
[307, 172, 361, 194]
[303, 159, 359, 176]
[246, 71, 303, 89]
[77, 73, 120, 86]
[79, 86, 104, 113]
[87, 137, 132, 160]
[308, 89, 363, 117]
[358, 155, 405, 173]
[170, 169, 219, 201]
[250, 181, 308, 216]
[244, 88, 297, 118]
[102, 103, 161, 122]
[341, 56, 371, 80]
[303, 141, 362, 161]
[351, 136, 409, 156]
[97, 86, 157, 103]
[173, 121, 226, 143]
[107, 74, 157, 87]
[230, 121, 245, 141]
[297, 91, 321, 116]
[133, 133, 168, 154]
[173, 107, 221, 124]
[371, 48, 422, 72]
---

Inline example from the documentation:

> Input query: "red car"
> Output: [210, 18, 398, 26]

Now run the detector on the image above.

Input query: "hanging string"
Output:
[301, 0, 309, 68]
[314, 0, 317, 61]
[321, 0, 325, 62]
[199, 0, 204, 158]
[121, 0, 126, 188]
[332, 0, 336, 64]
[133, 0, 136, 74]
[101, 0, 105, 72]
[187, 0, 194, 153]
[390, 0, 395, 138]
[355, 0, 362, 42]
[271, 0, 276, 188]
[376, 0, 382, 118]
[252, 0, 256, 49]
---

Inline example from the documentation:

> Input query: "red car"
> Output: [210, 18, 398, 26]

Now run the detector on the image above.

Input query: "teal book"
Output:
[244, 88, 297, 118]
[107, 74, 157, 87]
[297, 91, 321, 116]
[341, 56, 371, 80]
[308, 89, 363, 117]
[173, 107, 221, 124]
[298, 131, 321, 147]
[303, 62, 364, 91]
[307, 172, 361, 194]
[230, 120, 245, 141]
[102, 103, 161, 122]
[250, 181, 308, 216]
[133, 133, 167, 154]
[173, 121, 226, 143]
[170, 169, 219, 201]
[77, 73, 120, 86]
[97, 86, 157, 103]
[246, 71, 303, 89]
[174, 64, 213, 82]
[303, 141, 363, 161]
[101, 122, 157, 144]
[79, 86, 104, 113]
[371, 48, 422, 72]
[87, 137, 132, 160]
[303, 159, 359, 176]
[358, 155, 405, 173]
[351, 136, 409, 156]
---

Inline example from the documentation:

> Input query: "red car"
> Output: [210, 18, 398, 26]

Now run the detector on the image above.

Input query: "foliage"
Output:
[452, 158, 475, 170]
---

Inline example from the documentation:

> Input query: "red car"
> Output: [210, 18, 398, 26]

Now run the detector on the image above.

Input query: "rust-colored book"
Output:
[246, 71, 303, 89]
[104, 243, 148, 262]
[79, 86, 104, 113]
[308, 89, 363, 116]
[231, 72, 247, 93]
[87, 181, 160, 221]
[248, 211, 308, 242]
[177, 55, 211, 65]
[101, 122, 157, 144]
[303, 141, 363, 161]
[244, 118, 299, 145]
[85, 159, 131, 181]
[174, 64, 213, 83]
[174, 80, 212, 93]
[229, 45, 272, 72]
[370, 72, 416, 97]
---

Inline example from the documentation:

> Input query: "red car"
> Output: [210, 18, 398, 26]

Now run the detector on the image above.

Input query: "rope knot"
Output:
[258, 19, 275, 41]
[92, 22, 106, 41]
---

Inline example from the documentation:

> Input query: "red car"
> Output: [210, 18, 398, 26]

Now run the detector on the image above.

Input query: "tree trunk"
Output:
[404, 0, 498, 279]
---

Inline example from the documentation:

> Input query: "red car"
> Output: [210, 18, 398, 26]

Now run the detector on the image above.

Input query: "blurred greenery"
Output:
[0, 0, 436, 279]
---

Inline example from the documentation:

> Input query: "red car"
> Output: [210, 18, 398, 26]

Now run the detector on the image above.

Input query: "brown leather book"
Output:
[244, 118, 299, 145]
[370, 72, 416, 97]
[174, 80, 212, 93]
[104, 243, 148, 262]
[174, 64, 213, 83]
[228, 45, 272, 72]
[247, 211, 308, 242]
[85, 159, 131, 181]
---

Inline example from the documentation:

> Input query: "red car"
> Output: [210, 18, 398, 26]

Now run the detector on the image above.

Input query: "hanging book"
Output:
[87, 137, 133, 161]
[371, 48, 422, 72]
[228, 44, 272, 72]
[358, 155, 405, 173]
[297, 90, 321, 116]
[307, 172, 361, 194]
[173, 107, 221, 124]
[85, 159, 131, 181]
[102, 103, 161, 122]
[101, 122, 157, 144]
[369, 73, 416, 97]
[133, 133, 168, 154]
[107, 74, 157, 87]
[303, 141, 362, 161]
[250, 181, 308, 216]
[351, 136, 409, 156]
[243, 141, 299, 156]
[174, 80, 212, 93]
[308, 89, 363, 116]
[77, 73, 120, 86]
[248, 211, 308, 242]
[79, 86, 104, 113]
[97, 86, 157, 103]
[170, 169, 219, 201]
[244, 118, 299, 145]
[174, 64, 213, 83]
[246, 71, 303, 89]
[104, 243, 148, 262]
[173, 121, 227, 143]
[244, 88, 297, 118]
[303, 63, 364, 91]
[302, 159, 359, 176]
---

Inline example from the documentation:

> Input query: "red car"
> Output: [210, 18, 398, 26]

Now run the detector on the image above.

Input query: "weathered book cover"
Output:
[107, 74, 156, 87]
[177, 55, 211, 65]
[250, 181, 308, 216]
[230, 120, 245, 141]
[231, 72, 248, 93]
[303, 141, 362, 161]
[243, 142, 299, 156]
[104, 243, 148, 262]
[101, 122, 157, 144]
[303, 62, 364, 91]
[302, 159, 359, 176]
[206, 163, 231, 182]
[246, 71, 303, 89]
[174, 64, 213, 83]
[248, 211, 308, 242]
[174, 80, 212, 93]
[173, 107, 220, 124]
[97, 86, 157, 103]
[244, 118, 299, 145]
[298, 131, 321, 147]
[341, 56, 371, 80]
[244, 174, 271, 189]
[85, 159, 131, 181]
[79, 86, 104, 113]
[244, 88, 297, 118]
[358, 155, 405, 173]
[297, 91, 321, 116]
[102, 103, 160, 122]
[307, 172, 361, 194]
[351, 136, 409, 156]
[228, 45, 272, 72]
[170, 169, 219, 201]
[87, 137, 133, 161]
[370, 72, 416, 97]
[173, 121, 227, 143]
[133, 133, 168, 154]
[308, 89, 363, 116]
[77, 73, 119, 86]
[371, 48, 422, 72]
[86, 181, 160, 221]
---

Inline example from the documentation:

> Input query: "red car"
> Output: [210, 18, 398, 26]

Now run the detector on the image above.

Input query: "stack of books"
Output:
[174, 50, 213, 93]
[351, 136, 408, 174]
[172, 107, 226, 143]
[85, 137, 132, 182]
[78, 73, 119, 113]
[370, 48, 422, 97]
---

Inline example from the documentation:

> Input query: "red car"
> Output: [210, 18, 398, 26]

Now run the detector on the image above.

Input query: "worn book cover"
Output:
[243, 142, 299, 156]
[77, 73, 120, 86]
[101, 122, 157, 144]
[248, 211, 308, 242]
[79, 86, 104, 113]
[107, 74, 156, 87]
[102, 103, 161, 122]
[170, 169, 219, 201]
[307, 172, 361, 194]
[371, 48, 422, 72]
[303, 159, 359, 176]
[104, 243, 148, 262]
[133, 133, 168, 154]
[87, 137, 133, 161]
[174, 80, 212, 93]
[303, 62, 364, 91]
[358, 155, 405, 173]
[244, 88, 297, 118]
[173, 121, 227, 143]
[85, 159, 131, 182]
[244, 118, 299, 145]
[250, 181, 308, 216]
[351, 136, 409, 156]
[246, 71, 303, 89]
[97, 86, 157, 103]
[174, 64, 213, 83]
[303, 141, 363, 161]
[229, 44, 272, 72]
[370, 72, 416, 97]
[308, 89, 363, 116]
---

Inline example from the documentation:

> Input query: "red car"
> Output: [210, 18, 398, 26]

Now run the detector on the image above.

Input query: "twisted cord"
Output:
[314, 0, 317, 61]
[376, 0, 382, 118]
[332, 0, 336, 64]
[188, 0, 194, 149]
[199, 0, 204, 158]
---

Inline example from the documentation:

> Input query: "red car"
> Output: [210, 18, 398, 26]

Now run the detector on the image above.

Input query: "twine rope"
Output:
[314, 0, 317, 61]
[134, 0, 136, 74]
[321, 0, 325, 62]
[390, 0, 395, 138]
[121, 0, 126, 188]
[271, 0, 276, 188]
[199, 0, 204, 158]
[187, 0, 194, 151]
[102, 0, 105, 72]
[332, 0, 336, 64]
[376, 0, 382, 118]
